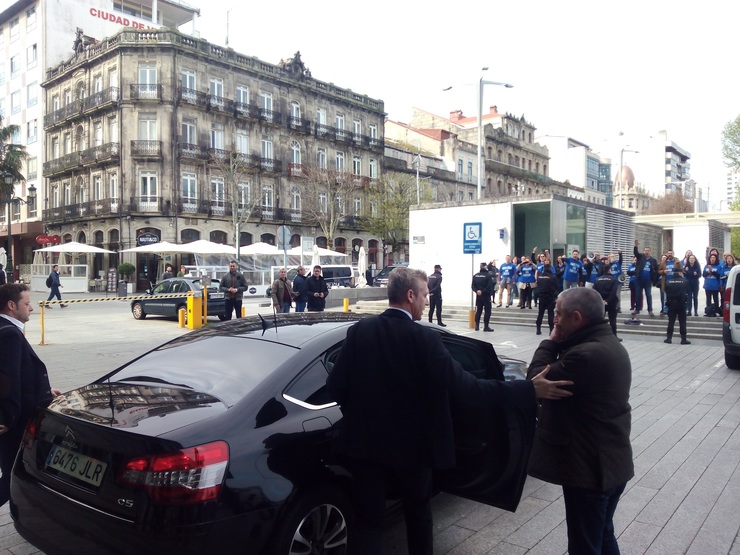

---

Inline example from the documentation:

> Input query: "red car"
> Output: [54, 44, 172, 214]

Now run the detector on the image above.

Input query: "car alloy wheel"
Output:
[131, 302, 146, 320]
[271, 487, 351, 555]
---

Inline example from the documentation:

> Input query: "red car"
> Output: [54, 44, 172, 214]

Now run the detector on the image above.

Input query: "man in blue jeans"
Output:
[633, 240, 658, 317]
[527, 287, 633, 554]
[46, 265, 67, 308]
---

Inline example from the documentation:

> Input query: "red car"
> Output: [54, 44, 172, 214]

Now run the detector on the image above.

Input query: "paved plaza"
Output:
[0, 290, 737, 554]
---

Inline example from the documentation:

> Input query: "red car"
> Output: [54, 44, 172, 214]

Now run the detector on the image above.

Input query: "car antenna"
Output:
[259, 313, 269, 336]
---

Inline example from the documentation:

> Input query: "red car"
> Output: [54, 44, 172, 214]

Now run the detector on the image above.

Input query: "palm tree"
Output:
[0, 116, 28, 184]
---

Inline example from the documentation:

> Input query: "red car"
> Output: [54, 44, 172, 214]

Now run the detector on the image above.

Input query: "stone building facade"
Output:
[41, 28, 385, 289]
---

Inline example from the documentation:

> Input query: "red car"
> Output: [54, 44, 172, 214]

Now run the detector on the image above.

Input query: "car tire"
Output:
[270, 486, 352, 555]
[725, 351, 740, 370]
[131, 302, 146, 320]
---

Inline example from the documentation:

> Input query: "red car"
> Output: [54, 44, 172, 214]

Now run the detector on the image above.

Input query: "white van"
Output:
[722, 264, 740, 369]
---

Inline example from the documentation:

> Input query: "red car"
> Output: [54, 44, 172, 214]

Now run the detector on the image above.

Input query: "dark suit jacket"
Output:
[634, 245, 658, 284]
[0, 318, 54, 431]
[326, 309, 535, 469]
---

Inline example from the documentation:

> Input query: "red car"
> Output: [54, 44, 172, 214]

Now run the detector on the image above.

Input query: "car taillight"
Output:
[120, 441, 228, 505]
[724, 287, 732, 324]
[21, 419, 37, 449]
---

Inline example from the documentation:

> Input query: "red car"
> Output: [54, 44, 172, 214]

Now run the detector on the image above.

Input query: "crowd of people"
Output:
[446, 243, 734, 342]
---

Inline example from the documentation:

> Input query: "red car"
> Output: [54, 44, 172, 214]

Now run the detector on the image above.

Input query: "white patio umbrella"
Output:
[310, 245, 320, 268]
[172, 239, 237, 255]
[239, 242, 281, 255]
[357, 246, 368, 287]
[34, 241, 115, 254]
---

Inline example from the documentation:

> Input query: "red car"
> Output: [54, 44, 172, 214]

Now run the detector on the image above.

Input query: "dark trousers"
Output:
[562, 483, 626, 555]
[536, 298, 555, 331]
[686, 281, 699, 315]
[667, 302, 687, 339]
[0, 428, 23, 507]
[605, 302, 618, 336]
[475, 297, 491, 327]
[519, 285, 533, 308]
[46, 285, 62, 302]
[428, 294, 443, 323]
[294, 301, 307, 313]
[635, 278, 653, 312]
[224, 297, 242, 319]
[705, 289, 719, 315]
[629, 282, 636, 310]
[348, 460, 433, 555]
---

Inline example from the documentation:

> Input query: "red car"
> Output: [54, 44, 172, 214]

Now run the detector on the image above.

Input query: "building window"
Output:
[138, 113, 157, 140]
[209, 77, 224, 106]
[353, 156, 361, 175]
[26, 44, 37, 68]
[27, 157, 37, 180]
[93, 175, 102, 200]
[236, 129, 248, 153]
[369, 159, 377, 179]
[353, 119, 361, 137]
[140, 172, 158, 201]
[27, 82, 37, 107]
[319, 192, 327, 213]
[317, 147, 327, 169]
[10, 55, 20, 78]
[181, 69, 196, 102]
[262, 184, 274, 210]
[9, 18, 19, 42]
[336, 151, 345, 172]
[182, 173, 197, 206]
[138, 64, 157, 98]
[291, 100, 301, 118]
[210, 123, 224, 150]
[261, 136, 272, 160]
[259, 91, 273, 121]
[108, 116, 118, 142]
[291, 140, 301, 165]
[353, 197, 361, 215]
[467, 161, 473, 183]
[10, 90, 20, 114]
[210, 176, 225, 213]
[236, 85, 249, 105]
[26, 119, 37, 144]
[335, 113, 344, 130]
[109, 173, 118, 200]
[237, 182, 250, 208]
[291, 186, 301, 211]
[26, 7, 37, 30]
[457, 159, 463, 179]
[316, 107, 326, 125]
[181, 118, 196, 145]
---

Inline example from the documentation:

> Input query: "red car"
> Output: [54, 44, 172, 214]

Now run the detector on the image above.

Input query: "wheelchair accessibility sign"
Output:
[463, 222, 482, 254]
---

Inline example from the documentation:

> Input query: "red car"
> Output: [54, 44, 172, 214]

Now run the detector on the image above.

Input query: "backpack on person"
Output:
[46, 274, 53, 288]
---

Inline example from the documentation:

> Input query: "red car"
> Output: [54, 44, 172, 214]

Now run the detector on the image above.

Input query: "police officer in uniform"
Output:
[535, 262, 559, 335]
[594, 265, 621, 339]
[427, 264, 445, 326]
[664, 263, 691, 344]
[471, 262, 494, 332]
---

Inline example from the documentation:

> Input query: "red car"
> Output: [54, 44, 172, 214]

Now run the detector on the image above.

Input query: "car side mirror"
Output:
[145, 288, 152, 295]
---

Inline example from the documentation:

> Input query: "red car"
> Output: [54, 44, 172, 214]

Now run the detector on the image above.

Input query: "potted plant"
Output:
[118, 262, 136, 294]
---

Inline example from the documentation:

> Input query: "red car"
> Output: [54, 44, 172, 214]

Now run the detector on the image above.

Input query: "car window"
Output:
[152, 282, 171, 295]
[283, 359, 334, 409]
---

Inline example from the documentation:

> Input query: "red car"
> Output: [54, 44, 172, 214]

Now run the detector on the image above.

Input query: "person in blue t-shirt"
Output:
[627, 256, 637, 312]
[516, 256, 537, 309]
[497, 255, 517, 307]
[562, 250, 584, 289]
[633, 240, 658, 316]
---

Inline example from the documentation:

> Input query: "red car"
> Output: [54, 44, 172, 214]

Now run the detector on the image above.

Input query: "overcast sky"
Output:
[186, 0, 738, 206]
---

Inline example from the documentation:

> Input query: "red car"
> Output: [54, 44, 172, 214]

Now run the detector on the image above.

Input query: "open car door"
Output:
[434, 334, 536, 512]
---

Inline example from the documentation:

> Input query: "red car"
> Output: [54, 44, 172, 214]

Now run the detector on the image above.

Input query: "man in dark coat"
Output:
[471, 262, 494, 331]
[527, 287, 633, 555]
[535, 262, 558, 335]
[593, 265, 621, 339]
[292, 266, 308, 313]
[45, 264, 67, 308]
[219, 260, 248, 319]
[306, 265, 329, 311]
[0, 284, 60, 506]
[327, 267, 573, 555]
[664, 263, 690, 344]
[427, 264, 445, 326]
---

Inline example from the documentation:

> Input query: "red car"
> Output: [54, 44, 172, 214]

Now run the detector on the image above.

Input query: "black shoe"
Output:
[536, 328, 542, 335]
[61, 304, 68, 308]
[475, 325, 480, 331]
[681, 339, 691, 345]
[438, 322, 447, 327]
[496, 304, 502, 308]
[429, 319, 433, 323]
[45, 305, 53, 309]
[664, 338, 672, 344]
[483, 327, 494, 332]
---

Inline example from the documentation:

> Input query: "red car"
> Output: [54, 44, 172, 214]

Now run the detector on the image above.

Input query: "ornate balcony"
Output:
[234, 102, 261, 119]
[259, 108, 282, 126]
[131, 140, 162, 158]
[315, 124, 336, 140]
[82, 87, 119, 115]
[130, 84, 163, 100]
[129, 196, 163, 213]
[208, 96, 234, 113]
[43, 99, 83, 129]
[42, 152, 82, 177]
[80, 142, 120, 167]
[179, 143, 209, 160]
[288, 116, 311, 135]
[178, 87, 209, 107]
[42, 198, 121, 224]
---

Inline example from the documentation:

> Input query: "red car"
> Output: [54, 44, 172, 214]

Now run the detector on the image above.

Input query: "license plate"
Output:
[210, 292, 224, 299]
[45, 445, 107, 488]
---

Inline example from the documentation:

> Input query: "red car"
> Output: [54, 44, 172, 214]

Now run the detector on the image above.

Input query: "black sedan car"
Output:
[11, 313, 535, 554]
[130, 277, 227, 321]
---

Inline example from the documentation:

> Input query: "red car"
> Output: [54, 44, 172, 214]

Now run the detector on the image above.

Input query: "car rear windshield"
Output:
[101, 337, 296, 407]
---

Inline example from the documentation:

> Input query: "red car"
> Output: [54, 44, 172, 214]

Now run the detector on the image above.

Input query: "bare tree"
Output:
[209, 151, 263, 248]
[362, 172, 418, 259]
[644, 191, 693, 215]
[299, 165, 362, 246]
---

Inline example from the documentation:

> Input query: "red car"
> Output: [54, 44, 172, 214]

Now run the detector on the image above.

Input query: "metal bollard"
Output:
[343, 298, 349, 312]
[178, 307, 186, 328]
[469, 309, 476, 329]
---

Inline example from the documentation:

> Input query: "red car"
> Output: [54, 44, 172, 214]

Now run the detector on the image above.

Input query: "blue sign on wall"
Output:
[463, 222, 482, 254]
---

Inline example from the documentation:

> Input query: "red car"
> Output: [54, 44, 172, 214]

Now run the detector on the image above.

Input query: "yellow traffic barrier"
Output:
[178, 307, 186, 328]
[187, 294, 203, 330]
[343, 298, 350, 312]
[241, 305, 246, 318]
[469, 309, 476, 329]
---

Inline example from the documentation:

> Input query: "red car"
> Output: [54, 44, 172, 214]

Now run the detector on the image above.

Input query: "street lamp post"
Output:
[3, 174, 36, 284]
[477, 69, 513, 199]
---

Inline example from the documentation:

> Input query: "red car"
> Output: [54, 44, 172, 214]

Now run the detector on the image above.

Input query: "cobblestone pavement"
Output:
[0, 291, 737, 554]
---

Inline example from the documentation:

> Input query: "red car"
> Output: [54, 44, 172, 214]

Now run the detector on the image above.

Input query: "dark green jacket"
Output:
[527, 322, 634, 491]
